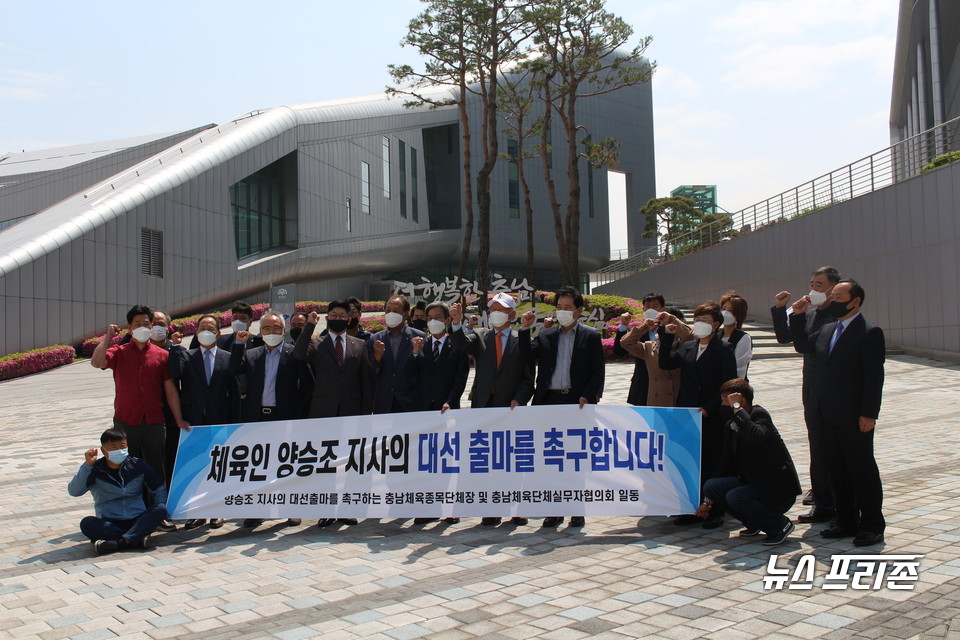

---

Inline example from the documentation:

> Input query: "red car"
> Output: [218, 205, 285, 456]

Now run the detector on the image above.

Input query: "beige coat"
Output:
[620, 326, 684, 407]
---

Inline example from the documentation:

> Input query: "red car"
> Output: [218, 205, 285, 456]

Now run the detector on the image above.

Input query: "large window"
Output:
[382, 136, 390, 199]
[230, 159, 290, 260]
[361, 161, 371, 214]
[411, 146, 419, 223]
[399, 140, 407, 219]
[507, 139, 520, 219]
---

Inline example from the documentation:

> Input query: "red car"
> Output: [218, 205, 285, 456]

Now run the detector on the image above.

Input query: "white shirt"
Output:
[721, 332, 754, 378]
[261, 345, 282, 406]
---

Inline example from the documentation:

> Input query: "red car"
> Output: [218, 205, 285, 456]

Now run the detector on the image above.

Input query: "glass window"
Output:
[382, 136, 390, 199]
[399, 140, 407, 219]
[361, 161, 371, 214]
[229, 163, 287, 260]
[411, 147, 418, 223]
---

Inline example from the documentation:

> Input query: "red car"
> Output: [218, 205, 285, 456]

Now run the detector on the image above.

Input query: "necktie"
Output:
[830, 322, 844, 354]
[335, 335, 344, 367]
[204, 349, 214, 383]
[433, 339, 441, 365]
[495, 331, 503, 369]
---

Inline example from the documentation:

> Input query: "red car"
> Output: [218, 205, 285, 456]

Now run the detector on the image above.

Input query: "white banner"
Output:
[168, 406, 702, 519]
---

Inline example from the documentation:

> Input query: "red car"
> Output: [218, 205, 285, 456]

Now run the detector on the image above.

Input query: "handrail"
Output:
[596, 115, 960, 286]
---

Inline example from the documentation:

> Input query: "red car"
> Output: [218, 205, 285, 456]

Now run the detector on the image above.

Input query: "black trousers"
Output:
[113, 419, 166, 483]
[803, 383, 835, 511]
[814, 411, 884, 532]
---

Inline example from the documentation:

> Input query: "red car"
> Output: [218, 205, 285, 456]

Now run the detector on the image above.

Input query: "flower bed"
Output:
[79, 334, 124, 358]
[0, 345, 76, 381]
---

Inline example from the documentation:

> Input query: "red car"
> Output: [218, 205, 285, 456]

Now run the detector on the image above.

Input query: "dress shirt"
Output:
[203, 346, 218, 383]
[549, 324, 577, 390]
[697, 341, 708, 360]
[261, 344, 282, 407]
[388, 330, 403, 358]
[830, 311, 860, 353]
[104, 341, 170, 425]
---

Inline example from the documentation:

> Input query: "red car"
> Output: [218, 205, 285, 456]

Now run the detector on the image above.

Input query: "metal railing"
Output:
[595, 115, 960, 286]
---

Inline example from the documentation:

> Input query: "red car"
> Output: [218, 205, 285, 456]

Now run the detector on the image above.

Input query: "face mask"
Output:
[348, 317, 359, 328]
[555, 310, 576, 327]
[488, 311, 510, 328]
[262, 334, 284, 347]
[427, 319, 446, 335]
[149, 325, 168, 342]
[827, 300, 853, 318]
[197, 330, 218, 347]
[107, 448, 128, 465]
[721, 310, 736, 326]
[643, 308, 660, 321]
[384, 312, 404, 328]
[131, 326, 152, 343]
[231, 320, 248, 333]
[327, 319, 348, 333]
[692, 321, 714, 339]
[289, 327, 303, 342]
[411, 319, 428, 331]
[808, 290, 828, 306]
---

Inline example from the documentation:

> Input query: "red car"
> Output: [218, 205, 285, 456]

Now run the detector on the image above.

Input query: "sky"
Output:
[1, 0, 898, 218]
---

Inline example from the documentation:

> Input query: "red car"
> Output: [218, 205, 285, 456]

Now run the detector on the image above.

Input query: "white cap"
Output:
[490, 292, 517, 309]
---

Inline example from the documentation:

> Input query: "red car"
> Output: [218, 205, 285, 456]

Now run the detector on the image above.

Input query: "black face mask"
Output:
[348, 317, 360, 328]
[327, 319, 349, 333]
[411, 319, 428, 331]
[289, 327, 303, 342]
[827, 300, 854, 318]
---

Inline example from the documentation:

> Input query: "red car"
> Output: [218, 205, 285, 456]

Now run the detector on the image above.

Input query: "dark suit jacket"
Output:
[789, 312, 885, 424]
[717, 405, 802, 507]
[187, 332, 264, 351]
[229, 342, 309, 422]
[369, 326, 425, 414]
[293, 324, 372, 418]
[774, 304, 833, 416]
[659, 334, 738, 416]
[449, 325, 534, 408]
[419, 335, 470, 410]
[524, 324, 605, 404]
[613, 326, 655, 405]
[168, 345, 240, 426]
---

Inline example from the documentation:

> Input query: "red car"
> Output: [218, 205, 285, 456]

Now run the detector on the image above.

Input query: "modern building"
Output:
[669, 185, 718, 215]
[0, 76, 655, 356]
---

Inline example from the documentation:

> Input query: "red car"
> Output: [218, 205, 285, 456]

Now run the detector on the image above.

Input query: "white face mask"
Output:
[149, 325, 168, 342]
[262, 334, 284, 347]
[643, 308, 660, 321]
[555, 310, 576, 327]
[197, 330, 218, 347]
[384, 312, 404, 328]
[488, 311, 510, 328]
[808, 290, 827, 306]
[427, 319, 446, 335]
[131, 326, 152, 343]
[692, 321, 714, 339]
[231, 320, 248, 333]
[721, 310, 736, 326]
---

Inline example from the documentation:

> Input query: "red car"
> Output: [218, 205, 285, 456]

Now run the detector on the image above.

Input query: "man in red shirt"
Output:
[91, 304, 189, 488]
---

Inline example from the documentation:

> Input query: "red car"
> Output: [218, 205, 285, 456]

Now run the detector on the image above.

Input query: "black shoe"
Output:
[481, 517, 501, 526]
[802, 490, 815, 506]
[853, 531, 884, 547]
[337, 518, 358, 525]
[243, 519, 264, 528]
[763, 520, 795, 546]
[444, 518, 461, 524]
[286, 519, 301, 526]
[797, 508, 835, 523]
[157, 519, 177, 532]
[739, 526, 762, 537]
[569, 516, 585, 527]
[182, 518, 207, 530]
[94, 539, 120, 555]
[821, 526, 857, 539]
[510, 517, 528, 526]
[414, 518, 440, 524]
[702, 515, 724, 530]
[125, 534, 151, 551]
[542, 517, 563, 528]
[673, 514, 702, 526]
[209, 518, 224, 529]
[316, 518, 335, 528]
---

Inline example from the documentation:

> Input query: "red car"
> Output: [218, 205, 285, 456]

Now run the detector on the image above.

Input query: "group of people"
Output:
[70, 270, 886, 554]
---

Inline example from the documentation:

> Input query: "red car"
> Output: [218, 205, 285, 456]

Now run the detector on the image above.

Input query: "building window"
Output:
[382, 136, 390, 199]
[361, 161, 371, 214]
[507, 139, 520, 219]
[230, 163, 288, 259]
[399, 140, 407, 219]
[346, 198, 352, 232]
[140, 228, 163, 277]
[411, 146, 419, 223]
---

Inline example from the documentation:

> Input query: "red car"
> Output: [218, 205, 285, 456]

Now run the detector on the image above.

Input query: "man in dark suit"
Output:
[413, 301, 470, 526]
[697, 379, 802, 545]
[231, 311, 310, 529]
[369, 295, 425, 414]
[613, 292, 665, 405]
[449, 293, 534, 526]
[790, 279, 885, 546]
[771, 265, 840, 522]
[293, 300, 373, 528]
[520, 286, 605, 529]
[186, 301, 264, 350]
[168, 314, 240, 530]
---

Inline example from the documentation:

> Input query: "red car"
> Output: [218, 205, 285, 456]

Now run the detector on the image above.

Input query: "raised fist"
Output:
[791, 296, 811, 315]
[665, 323, 678, 335]
[308, 311, 320, 325]
[373, 340, 386, 363]
[619, 312, 631, 326]
[521, 310, 537, 328]
[171, 331, 183, 345]
[450, 303, 463, 325]
[411, 336, 423, 355]
[106, 324, 119, 339]
[84, 448, 99, 466]
[235, 330, 250, 343]
[774, 291, 791, 308]
[542, 317, 555, 329]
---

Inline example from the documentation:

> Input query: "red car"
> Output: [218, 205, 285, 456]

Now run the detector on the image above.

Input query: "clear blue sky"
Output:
[0, 0, 897, 213]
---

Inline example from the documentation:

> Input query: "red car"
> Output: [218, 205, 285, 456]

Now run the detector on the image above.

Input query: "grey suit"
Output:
[449, 325, 534, 408]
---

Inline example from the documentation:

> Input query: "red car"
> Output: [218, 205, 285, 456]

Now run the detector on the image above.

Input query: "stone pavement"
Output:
[2, 328, 960, 640]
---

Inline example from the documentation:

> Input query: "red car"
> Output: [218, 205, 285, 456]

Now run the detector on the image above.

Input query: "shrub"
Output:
[79, 334, 124, 358]
[921, 150, 960, 173]
[0, 345, 75, 381]
[361, 317, 386, 333]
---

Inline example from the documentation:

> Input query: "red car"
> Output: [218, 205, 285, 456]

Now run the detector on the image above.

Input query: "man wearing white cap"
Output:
[449, 292, 534, 526]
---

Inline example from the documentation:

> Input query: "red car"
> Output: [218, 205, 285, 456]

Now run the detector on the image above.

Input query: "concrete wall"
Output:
[596, 160, 960, 355]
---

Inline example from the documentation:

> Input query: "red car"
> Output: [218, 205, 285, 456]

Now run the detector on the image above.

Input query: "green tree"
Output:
[640, 195, 700, 260]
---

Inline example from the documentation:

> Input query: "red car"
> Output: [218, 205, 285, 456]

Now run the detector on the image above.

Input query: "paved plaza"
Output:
[2, 322, 960, 640]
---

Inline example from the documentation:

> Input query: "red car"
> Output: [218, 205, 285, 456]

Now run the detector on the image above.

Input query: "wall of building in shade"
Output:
[595, 160, 960, 356]
[0, 76, 656, 356]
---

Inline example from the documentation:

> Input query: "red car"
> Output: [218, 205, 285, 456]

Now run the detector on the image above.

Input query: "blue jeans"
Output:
[703, 477, 795, 535]
[80, 505, 167, 545]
